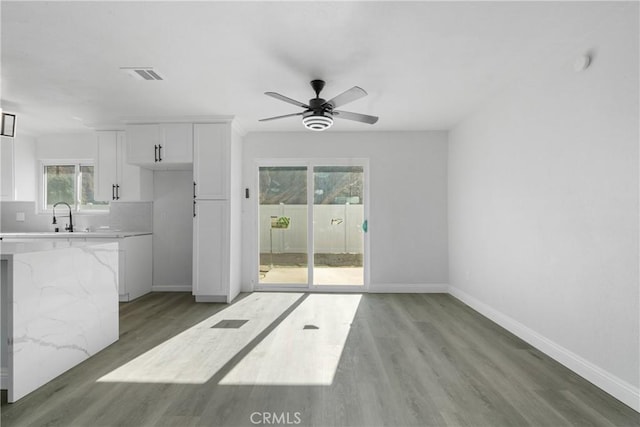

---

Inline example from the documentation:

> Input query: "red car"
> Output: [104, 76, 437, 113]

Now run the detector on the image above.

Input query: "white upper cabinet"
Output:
[96, 131, 118, 201]
[96, 131, 153, 202]
[161, 124, 193, 164]
[126, 123, 193, 170]
[125, 124, 157, 166]
[193, 123, 229, 200]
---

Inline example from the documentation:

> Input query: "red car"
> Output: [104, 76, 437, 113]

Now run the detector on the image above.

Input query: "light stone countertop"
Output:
[0, 231, 152, 240]
[0, 238, 117, 255]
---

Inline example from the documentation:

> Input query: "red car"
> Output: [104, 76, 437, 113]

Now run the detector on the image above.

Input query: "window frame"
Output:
[38, 159, 109, 214]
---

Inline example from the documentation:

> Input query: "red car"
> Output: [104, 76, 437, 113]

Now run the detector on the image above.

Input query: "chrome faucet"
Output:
[52, 202, 74, 232]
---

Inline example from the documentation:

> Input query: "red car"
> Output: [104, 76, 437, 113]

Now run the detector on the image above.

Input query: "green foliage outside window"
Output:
[259, 166, 364, 205]
[44, 164, 108, 210]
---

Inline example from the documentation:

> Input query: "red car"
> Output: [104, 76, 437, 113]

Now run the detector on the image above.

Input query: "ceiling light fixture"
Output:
[302, 111, 333, 131]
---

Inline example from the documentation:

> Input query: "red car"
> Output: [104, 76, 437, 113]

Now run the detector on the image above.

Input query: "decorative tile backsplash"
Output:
[0, 201, 153, 233]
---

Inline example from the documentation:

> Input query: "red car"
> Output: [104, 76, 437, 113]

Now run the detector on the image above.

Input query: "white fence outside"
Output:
[260, 204, 364, 254]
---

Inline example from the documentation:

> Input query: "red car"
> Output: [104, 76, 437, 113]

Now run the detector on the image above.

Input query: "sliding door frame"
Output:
[254, 158, 370, 293]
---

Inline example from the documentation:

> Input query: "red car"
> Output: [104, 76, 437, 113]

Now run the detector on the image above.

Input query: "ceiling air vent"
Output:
[120, 67, 164, 81]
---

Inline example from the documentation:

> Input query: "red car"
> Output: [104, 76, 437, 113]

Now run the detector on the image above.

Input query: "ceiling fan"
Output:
[259, 79, 378, 131]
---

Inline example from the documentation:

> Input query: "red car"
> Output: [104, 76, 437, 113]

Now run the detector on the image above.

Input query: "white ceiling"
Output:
[0, 1, 631, 137]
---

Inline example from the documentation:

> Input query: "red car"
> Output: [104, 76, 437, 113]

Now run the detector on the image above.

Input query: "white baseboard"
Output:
[195, 295, 227, 303]
[448, 286, 640, 412]
[369, 283, 449, 293]
[151, 285, 192, 292]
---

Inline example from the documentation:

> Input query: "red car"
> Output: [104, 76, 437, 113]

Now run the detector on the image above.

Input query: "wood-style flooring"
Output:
[1, 292, 638, 426]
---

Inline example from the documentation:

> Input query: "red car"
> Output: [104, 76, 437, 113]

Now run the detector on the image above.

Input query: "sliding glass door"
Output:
[258, 166, 308, 285]
[312, 166, 364, 286]
[257, 161, 368, 290]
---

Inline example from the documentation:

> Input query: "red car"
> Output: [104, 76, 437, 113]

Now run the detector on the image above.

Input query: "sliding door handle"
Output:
[193, 181, 197, 199]
[193, 200, 196, 218]
[116, 184, 120, 200]
[112, 184, 116, 200]
[158, 144, 163, 162]
[154, 145, 158, 162]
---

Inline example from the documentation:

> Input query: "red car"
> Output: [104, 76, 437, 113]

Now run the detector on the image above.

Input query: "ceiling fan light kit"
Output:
[302, 111, 334, 131]
[260, 79, 378, 131]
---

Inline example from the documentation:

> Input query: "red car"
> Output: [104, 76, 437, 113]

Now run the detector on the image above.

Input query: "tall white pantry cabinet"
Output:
[192, 122, 242, 303]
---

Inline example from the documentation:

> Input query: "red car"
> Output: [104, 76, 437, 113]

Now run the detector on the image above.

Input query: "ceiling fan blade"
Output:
[265, 92, 309, 109]
[259, 112, 304, 122]
[325, 86, 367, 108]
[333, 110, 379, 124]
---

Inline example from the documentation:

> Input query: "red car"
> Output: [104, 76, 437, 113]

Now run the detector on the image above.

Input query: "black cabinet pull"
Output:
[116, 184, 120, 200]
[193, 200, 196, 218]
[112, 184, 116, 200]
[158, 144, 163, 162]
[193, 181, 196, 199]
[154, 145, 158, 162]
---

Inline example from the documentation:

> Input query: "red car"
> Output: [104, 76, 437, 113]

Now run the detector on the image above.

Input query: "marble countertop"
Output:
[0, 231, 151, 239]
[1, 238, 117, 255]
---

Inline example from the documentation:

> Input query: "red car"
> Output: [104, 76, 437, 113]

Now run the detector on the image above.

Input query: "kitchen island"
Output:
[1, 239, 119, 402]
[1, 231, 152, 302]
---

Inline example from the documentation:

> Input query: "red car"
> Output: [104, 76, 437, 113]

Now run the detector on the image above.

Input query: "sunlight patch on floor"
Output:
[219, 293, 362, 386]
[260, 267, 364, 285]
[97, 292, 303, 384]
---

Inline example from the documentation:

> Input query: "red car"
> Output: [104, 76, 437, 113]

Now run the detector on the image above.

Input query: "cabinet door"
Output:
[115, 132, 151, 201]
[126, 124, 159, 165]
[193, 200, 228, 297]
[123, 235, 153, 301]
[193, 123, 228, 199]
[95, 131, 118, 202]
[160, 123, 193, 164]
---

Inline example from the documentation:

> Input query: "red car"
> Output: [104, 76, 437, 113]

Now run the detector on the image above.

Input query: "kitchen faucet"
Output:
[52, 202, 74, 232]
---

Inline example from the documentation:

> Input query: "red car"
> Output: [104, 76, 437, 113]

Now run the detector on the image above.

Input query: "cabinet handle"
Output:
[116, 184, 120, 200]
[154, 145, 158, 162]
[158, 144, 163, 162]
[193, 200, 196, 218]
[193, 181, 196, 199]
[112, 184, 116, 201]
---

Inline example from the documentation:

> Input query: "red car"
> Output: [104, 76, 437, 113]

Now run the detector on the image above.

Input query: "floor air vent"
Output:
[211, 319, 249, 329]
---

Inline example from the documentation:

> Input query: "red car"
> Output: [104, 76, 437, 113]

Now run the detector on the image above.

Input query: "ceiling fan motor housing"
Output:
[309, 98, 328, 110]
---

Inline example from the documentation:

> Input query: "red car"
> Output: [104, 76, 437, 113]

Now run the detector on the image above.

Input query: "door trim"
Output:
[253, 158, 370, 293]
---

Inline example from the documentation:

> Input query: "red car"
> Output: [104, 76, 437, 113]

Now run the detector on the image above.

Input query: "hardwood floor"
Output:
[2, 292, 638, 426]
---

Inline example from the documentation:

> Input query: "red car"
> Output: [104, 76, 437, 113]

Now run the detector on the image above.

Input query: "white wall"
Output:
[242, 131, 448, 292]
[152, 171, 193, 291]
[36, 132, 96, 160]
[448, 6, 639, 410]
[14, 134, 36, 200]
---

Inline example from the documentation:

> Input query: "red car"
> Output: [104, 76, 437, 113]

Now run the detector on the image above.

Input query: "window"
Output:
[41, 161, 108, 211]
